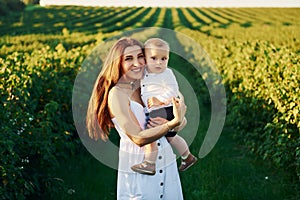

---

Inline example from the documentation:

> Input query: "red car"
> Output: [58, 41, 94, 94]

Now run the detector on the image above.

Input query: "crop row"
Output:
[0, 45, 88, 198]
[1, 7, 300, 36]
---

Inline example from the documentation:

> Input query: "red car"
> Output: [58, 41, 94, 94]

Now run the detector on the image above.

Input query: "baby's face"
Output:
[145, 48, 169, 74]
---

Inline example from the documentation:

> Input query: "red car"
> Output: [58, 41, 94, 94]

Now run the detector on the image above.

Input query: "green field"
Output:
[0, 5, 299, 199]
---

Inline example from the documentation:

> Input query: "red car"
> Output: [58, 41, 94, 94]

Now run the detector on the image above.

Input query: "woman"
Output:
[86, 37, 186, 199]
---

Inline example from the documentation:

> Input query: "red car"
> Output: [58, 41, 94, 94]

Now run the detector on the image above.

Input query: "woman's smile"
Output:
[131, 67, 143, 72]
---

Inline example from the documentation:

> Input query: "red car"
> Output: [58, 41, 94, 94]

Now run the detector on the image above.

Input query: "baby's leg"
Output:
[131, 142, 158, 175]
[144, 142, 158, 164]
[167, 135, 189, 158]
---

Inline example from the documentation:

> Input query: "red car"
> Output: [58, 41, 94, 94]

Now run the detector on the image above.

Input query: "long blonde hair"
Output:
[86, 37, 144, 141]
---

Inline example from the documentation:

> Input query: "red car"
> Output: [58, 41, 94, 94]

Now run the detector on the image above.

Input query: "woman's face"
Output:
[121, 45, 145, 82]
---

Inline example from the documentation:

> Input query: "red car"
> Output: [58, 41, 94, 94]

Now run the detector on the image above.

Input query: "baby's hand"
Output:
[147, 97, 164, 108]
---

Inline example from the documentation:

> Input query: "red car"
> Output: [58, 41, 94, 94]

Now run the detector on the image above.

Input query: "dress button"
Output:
[158, 156, 162, 160]
[160, 195, 163, 198]
[160, 182, 164, 186]
[157, 143, 160, 146]
[159, 170, 163, 173]
[142, 85, 145, 87]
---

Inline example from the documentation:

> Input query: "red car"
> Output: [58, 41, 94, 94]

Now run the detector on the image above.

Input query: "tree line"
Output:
[0, 0, 39, 16]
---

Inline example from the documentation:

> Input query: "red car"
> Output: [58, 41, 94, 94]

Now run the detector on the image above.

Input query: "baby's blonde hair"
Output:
[144, 38, 170, 51]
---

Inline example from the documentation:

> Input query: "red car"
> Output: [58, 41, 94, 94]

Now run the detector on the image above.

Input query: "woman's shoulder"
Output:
[108, 85, 129, 104]
[109, 86, 127, 100]
[108, 86, 132, 120]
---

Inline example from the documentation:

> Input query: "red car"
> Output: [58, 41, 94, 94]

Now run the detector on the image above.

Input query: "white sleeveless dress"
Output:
[111, 100, 183, 200]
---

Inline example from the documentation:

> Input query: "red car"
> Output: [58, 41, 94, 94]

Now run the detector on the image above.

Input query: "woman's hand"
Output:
[173, 117, 187, 132]
[146, 117, 168, 128]
[147, 97, 186, 130]
[170, 97, 186, 127]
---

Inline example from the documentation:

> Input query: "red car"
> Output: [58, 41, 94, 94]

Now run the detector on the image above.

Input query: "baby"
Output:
[131, 38, 198, 175]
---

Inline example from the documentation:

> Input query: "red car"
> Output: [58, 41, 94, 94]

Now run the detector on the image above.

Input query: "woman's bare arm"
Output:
[146, 116, 187, 132]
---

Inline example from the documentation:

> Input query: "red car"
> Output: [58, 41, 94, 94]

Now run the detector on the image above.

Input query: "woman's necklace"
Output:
[117, 80, 138, 90]
[116, 80, 141, 102]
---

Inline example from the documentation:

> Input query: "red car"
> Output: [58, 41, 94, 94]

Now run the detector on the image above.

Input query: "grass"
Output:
[181, 129, 298, 200]
[51, 145, 117, 200]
